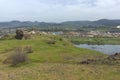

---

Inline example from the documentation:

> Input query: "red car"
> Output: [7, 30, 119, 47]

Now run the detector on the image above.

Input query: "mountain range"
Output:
[0, 19, 120, 28]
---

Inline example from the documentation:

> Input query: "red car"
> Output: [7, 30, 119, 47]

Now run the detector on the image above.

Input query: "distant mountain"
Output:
[62, 19, 120, 27]
[0, 19, 120, 28]
[93, 19, 120, 26]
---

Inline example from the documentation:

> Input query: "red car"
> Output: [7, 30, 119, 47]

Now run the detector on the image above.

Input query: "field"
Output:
[0, 35, 119, 80]
[71, 37, 120, 45]
[0, 63, 120, 80]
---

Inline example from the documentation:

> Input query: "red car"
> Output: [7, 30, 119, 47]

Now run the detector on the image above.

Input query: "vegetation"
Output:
[46, 39, 56, 45]
[71, 37, 120, 45]
[79, 53, 120, 65]
[0, 35, 119, 80]
[0, 34, 14, 40]
[3, 46, 33, 66]
[1, 35, 104, 63]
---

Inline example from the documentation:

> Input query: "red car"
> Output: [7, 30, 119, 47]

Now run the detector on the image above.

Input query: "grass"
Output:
[0, 63, 120, 80]
[71, 37, 120, 45]
[0, 35, 119, 80]
[0, 35, 103, 64]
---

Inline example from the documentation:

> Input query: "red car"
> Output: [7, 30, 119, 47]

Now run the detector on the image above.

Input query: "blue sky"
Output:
[0, 0, 120, 22]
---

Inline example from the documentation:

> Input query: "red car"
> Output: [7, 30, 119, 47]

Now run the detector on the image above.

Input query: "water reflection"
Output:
[76, 44, 120, 55]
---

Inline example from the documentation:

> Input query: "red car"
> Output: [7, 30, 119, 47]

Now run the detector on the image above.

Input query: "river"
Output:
[76, 44, 120, 55]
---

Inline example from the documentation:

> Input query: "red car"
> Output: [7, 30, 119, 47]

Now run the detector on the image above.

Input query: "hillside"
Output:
[0, 35, 119, 80]
[0, 35, 103, 64]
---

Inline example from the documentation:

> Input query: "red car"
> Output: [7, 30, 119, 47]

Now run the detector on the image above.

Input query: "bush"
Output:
[3, 46, 33, 66]
[24, 46, 33, 54]
[46, 40, 56, 44]
[11, 48, 27, 66]
[3, 47, 27, 66]
[59, 38, 63, 41]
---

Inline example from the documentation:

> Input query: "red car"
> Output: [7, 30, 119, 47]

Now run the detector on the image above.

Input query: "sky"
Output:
[0, 0, 120, 22]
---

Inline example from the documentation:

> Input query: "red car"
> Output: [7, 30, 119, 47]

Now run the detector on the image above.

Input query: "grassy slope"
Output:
[0, 35, 103, 63]
[0, 63, 120, 80]
[0, 35, 119, 80]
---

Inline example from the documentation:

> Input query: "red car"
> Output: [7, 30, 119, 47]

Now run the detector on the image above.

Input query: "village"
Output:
[0, 26, 120, 39]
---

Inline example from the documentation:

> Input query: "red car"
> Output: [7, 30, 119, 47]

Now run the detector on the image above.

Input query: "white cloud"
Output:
[0, 0, 120, 22]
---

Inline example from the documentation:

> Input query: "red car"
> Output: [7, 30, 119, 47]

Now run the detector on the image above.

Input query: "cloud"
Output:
[0, 0, 120, 22]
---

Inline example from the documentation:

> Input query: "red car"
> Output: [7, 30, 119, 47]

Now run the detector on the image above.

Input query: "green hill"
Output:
[0, 35, 119, 80]
[0, 35, 103, 64]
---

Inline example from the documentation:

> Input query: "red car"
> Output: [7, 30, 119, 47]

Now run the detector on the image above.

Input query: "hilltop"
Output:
[0, 35, 119, 80]
[0, 35, 103, 64]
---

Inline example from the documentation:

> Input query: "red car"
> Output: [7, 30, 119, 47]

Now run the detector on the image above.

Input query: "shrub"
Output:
[46, 40, 56, 44]
[3, 46, 33, 66]
[3, 47, 27, 66]
[59, 38, 63, 41]
[24, 46, 33, 54]
[11, 48, 27, 66]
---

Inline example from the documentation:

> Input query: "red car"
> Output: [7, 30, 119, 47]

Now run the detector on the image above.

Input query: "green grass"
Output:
[0, 35, 103, 64]
[0, 35, 119, 80]
[71, 37, 120, 45]
[0, 63, 119, 80]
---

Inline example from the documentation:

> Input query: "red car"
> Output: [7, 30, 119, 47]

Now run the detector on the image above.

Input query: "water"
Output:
[76, 44, 120, 55]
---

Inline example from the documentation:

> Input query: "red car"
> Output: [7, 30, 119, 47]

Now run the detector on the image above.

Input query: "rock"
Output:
[79, 53, 120, 65]
[107, 53, 120, 60]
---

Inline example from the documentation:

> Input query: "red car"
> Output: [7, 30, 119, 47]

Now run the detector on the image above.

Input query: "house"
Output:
[86, 31, 98, 37]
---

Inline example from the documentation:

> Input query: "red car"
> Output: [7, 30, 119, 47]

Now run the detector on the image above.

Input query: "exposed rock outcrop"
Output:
[79, 53, 120, 65]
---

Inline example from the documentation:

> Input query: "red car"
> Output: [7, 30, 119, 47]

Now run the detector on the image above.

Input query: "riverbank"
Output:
[71, 37, 120, 45]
